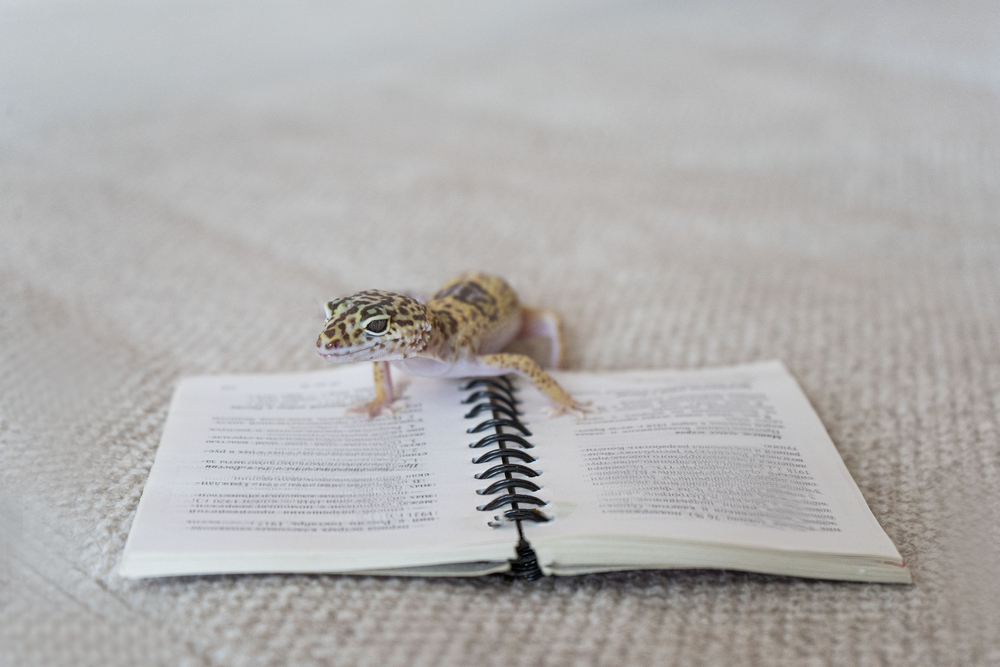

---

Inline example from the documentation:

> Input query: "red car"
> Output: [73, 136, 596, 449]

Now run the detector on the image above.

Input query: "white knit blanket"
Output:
[2, 1, 998, 665]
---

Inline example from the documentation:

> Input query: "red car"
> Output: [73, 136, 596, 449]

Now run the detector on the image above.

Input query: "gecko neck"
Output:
[420, 307, 458, 360]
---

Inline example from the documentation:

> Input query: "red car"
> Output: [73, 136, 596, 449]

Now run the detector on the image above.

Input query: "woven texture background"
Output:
[2, 1, 999, 665]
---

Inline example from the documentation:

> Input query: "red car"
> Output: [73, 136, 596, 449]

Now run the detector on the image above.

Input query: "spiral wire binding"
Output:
[462, 375, 548, 580]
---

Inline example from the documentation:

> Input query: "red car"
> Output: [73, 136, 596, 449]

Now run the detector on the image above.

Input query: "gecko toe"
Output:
[543, 400, 594, 419]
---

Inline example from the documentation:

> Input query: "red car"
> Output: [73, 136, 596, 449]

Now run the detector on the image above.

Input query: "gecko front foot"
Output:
[346, 398, 407, 419]
[342, 361, 407, 418]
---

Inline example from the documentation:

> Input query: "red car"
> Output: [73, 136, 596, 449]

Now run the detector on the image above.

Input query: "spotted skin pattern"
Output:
[317, 273, 587, 418]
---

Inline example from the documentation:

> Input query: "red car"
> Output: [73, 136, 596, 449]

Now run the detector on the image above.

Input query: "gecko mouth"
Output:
[318, 349, 370, 360]
[318, 344, 414, 363]
[317, 343, 386, 361]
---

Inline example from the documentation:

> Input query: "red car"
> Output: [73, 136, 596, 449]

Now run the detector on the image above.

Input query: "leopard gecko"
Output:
[316, 272, 587, 418]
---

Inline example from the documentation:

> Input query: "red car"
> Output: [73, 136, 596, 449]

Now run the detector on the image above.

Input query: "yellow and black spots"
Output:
[317, 272, 587, 418]
[429, 273, 519, 324]
[316, 290, 432, 362]
[425, 273, 521, 358]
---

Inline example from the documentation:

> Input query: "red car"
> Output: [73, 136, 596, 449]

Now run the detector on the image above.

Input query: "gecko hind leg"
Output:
[517, 307, 565, 369]
[477, 353, 590, 418]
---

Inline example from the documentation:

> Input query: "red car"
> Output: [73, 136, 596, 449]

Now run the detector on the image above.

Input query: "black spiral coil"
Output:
[461, 376, 548, 580]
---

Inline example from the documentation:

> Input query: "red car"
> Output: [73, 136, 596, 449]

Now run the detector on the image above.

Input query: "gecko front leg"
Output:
[347, 361, 402, 418]
[477, 353, 590, 417]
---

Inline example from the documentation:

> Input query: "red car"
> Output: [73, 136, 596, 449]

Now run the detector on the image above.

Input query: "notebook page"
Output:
[120, 364, 514, 577]
[522, 362, 904, 563]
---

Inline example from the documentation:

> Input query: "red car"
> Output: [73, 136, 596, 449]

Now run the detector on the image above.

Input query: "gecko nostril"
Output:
[325, 341, 335, 349]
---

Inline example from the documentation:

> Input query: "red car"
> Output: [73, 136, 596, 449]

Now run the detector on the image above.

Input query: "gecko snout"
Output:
[316, 335, 340, 350]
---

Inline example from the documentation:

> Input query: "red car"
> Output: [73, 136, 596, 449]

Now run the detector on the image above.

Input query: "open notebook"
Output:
[120, 361, 909, 583]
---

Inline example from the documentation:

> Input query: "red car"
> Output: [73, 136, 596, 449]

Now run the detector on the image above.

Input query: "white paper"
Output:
[120, 364, 515, 577]
[521, 362, 905, 564]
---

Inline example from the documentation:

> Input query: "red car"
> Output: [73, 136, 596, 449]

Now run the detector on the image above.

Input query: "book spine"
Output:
[461, 376, 547, 580]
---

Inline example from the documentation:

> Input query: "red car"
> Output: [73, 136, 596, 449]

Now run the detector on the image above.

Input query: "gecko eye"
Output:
[362, 316, 390, 335]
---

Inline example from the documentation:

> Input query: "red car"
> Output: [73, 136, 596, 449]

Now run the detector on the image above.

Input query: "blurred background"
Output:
[2, 1, 999, 665]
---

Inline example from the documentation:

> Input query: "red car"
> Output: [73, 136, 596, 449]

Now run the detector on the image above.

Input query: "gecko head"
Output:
[316, 290, 432, 363]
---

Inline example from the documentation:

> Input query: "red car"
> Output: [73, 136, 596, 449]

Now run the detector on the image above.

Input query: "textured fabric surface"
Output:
[2, 1, 999, 665]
